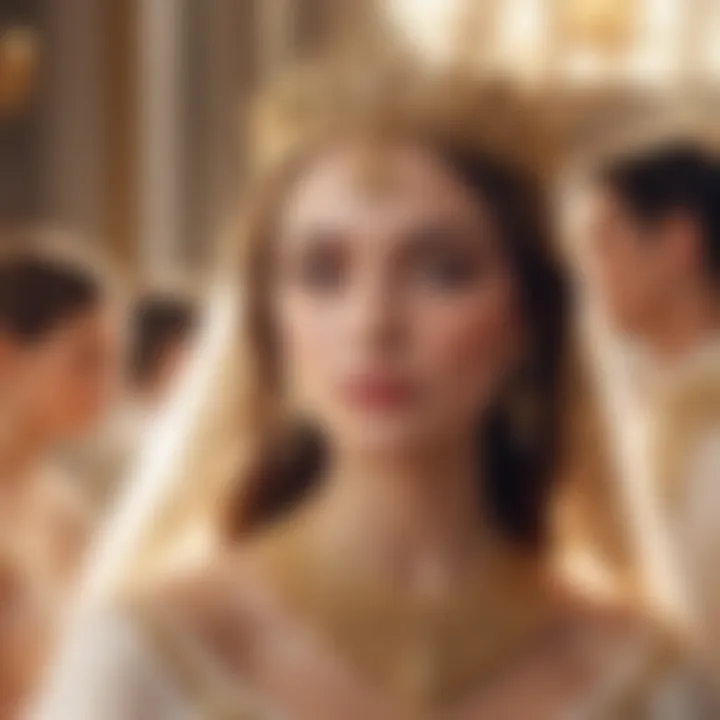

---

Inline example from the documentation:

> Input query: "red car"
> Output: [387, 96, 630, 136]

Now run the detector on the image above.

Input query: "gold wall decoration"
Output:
[555, 0, 639, 53]
[0, 26, 40, 117]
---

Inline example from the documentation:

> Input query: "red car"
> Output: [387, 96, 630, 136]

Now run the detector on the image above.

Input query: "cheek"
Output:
[415, 281, 522, 402]
[597, 241, 634, 289]
[50, 352, 113, 427]
[8, 351, 68, 419]
[592, 225, 650, 296]
[275, 294, 345, 398]
[596, 239, 658, 315]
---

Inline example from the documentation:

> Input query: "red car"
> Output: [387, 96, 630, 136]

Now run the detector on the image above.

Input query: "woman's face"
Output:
[271, 142, 525, 452]
[3, 307, 119, 442]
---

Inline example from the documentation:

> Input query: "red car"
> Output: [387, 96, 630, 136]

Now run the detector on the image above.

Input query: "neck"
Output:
[644, 284, 720, 361]
[310, 435, 504, 596]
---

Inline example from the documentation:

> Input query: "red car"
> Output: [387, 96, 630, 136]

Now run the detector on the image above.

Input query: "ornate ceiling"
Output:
[387, 0, 720, 88]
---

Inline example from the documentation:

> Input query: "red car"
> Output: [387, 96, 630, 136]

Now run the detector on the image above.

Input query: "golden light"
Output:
[386, 0, 464, 64]
[384, 0, 675, 87]
[0, 26, 40, 116]
[555, 0, 639, 52]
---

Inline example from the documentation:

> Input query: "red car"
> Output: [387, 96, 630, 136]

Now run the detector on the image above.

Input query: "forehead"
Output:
[278, 141, 484, 238]
[41, 307, 111, 347]
[586, 182, 638, 221]
[571, 183, 628, 235]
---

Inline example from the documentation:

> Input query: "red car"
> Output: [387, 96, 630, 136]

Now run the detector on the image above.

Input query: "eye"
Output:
[291, 241, 347, 294]
[404, 225, 482, 291]
[414, 251, 479, 289]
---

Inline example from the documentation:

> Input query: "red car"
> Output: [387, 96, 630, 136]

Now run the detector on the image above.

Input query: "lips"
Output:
[340, 374, 418, 410]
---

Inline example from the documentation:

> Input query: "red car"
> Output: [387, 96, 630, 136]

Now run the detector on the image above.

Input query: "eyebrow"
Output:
[399, 215, 488, 249]
[279, 203, 488, 252]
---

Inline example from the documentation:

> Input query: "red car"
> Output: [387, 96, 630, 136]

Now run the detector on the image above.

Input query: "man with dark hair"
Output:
[587, 142, 720, 349]
[81, 293, 199, 508]
[130, 294, 198, 405]
[579, 140, 720, 679]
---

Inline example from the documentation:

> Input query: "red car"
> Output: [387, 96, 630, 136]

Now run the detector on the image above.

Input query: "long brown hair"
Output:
[223, 63, 569, 552]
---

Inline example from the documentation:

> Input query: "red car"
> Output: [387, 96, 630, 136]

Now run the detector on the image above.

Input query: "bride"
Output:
[36, 62, 709, 719]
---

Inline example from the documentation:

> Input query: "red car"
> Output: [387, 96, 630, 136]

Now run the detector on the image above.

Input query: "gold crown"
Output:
[248, 58, 558, 183]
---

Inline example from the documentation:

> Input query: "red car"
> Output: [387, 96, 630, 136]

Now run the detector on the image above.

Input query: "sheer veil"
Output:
[79, 277, 245, 606]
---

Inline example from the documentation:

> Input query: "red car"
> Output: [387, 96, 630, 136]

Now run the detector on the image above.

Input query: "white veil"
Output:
[78, 277, 245, 605]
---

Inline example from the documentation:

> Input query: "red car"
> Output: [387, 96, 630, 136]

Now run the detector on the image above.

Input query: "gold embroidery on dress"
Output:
[252, 514, 560, 717]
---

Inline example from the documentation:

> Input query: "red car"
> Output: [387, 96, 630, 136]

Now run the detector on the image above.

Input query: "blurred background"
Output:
[2, 0, 719, 278]
[0, 2, 719, 715]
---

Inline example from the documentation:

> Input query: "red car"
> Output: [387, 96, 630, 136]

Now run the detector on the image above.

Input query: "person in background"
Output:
[130, 293, 198, 411]
[0, 236, 118, 716]
[578, 142, 720, 680]
[75, 292, 199, 512]
[585, 143, 719, 367]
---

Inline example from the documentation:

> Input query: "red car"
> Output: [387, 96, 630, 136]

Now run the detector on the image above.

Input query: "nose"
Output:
[347, 274, 405, 356]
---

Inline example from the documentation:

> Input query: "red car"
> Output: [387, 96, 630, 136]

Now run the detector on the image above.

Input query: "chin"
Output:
[339, 415, 442, 453]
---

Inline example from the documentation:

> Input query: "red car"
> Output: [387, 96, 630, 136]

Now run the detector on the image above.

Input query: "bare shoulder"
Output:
[563, 592, 655, 635]
[568, 595, 720, 715]
[143, 533, 289, 673]
[555, 590, 688, 685]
